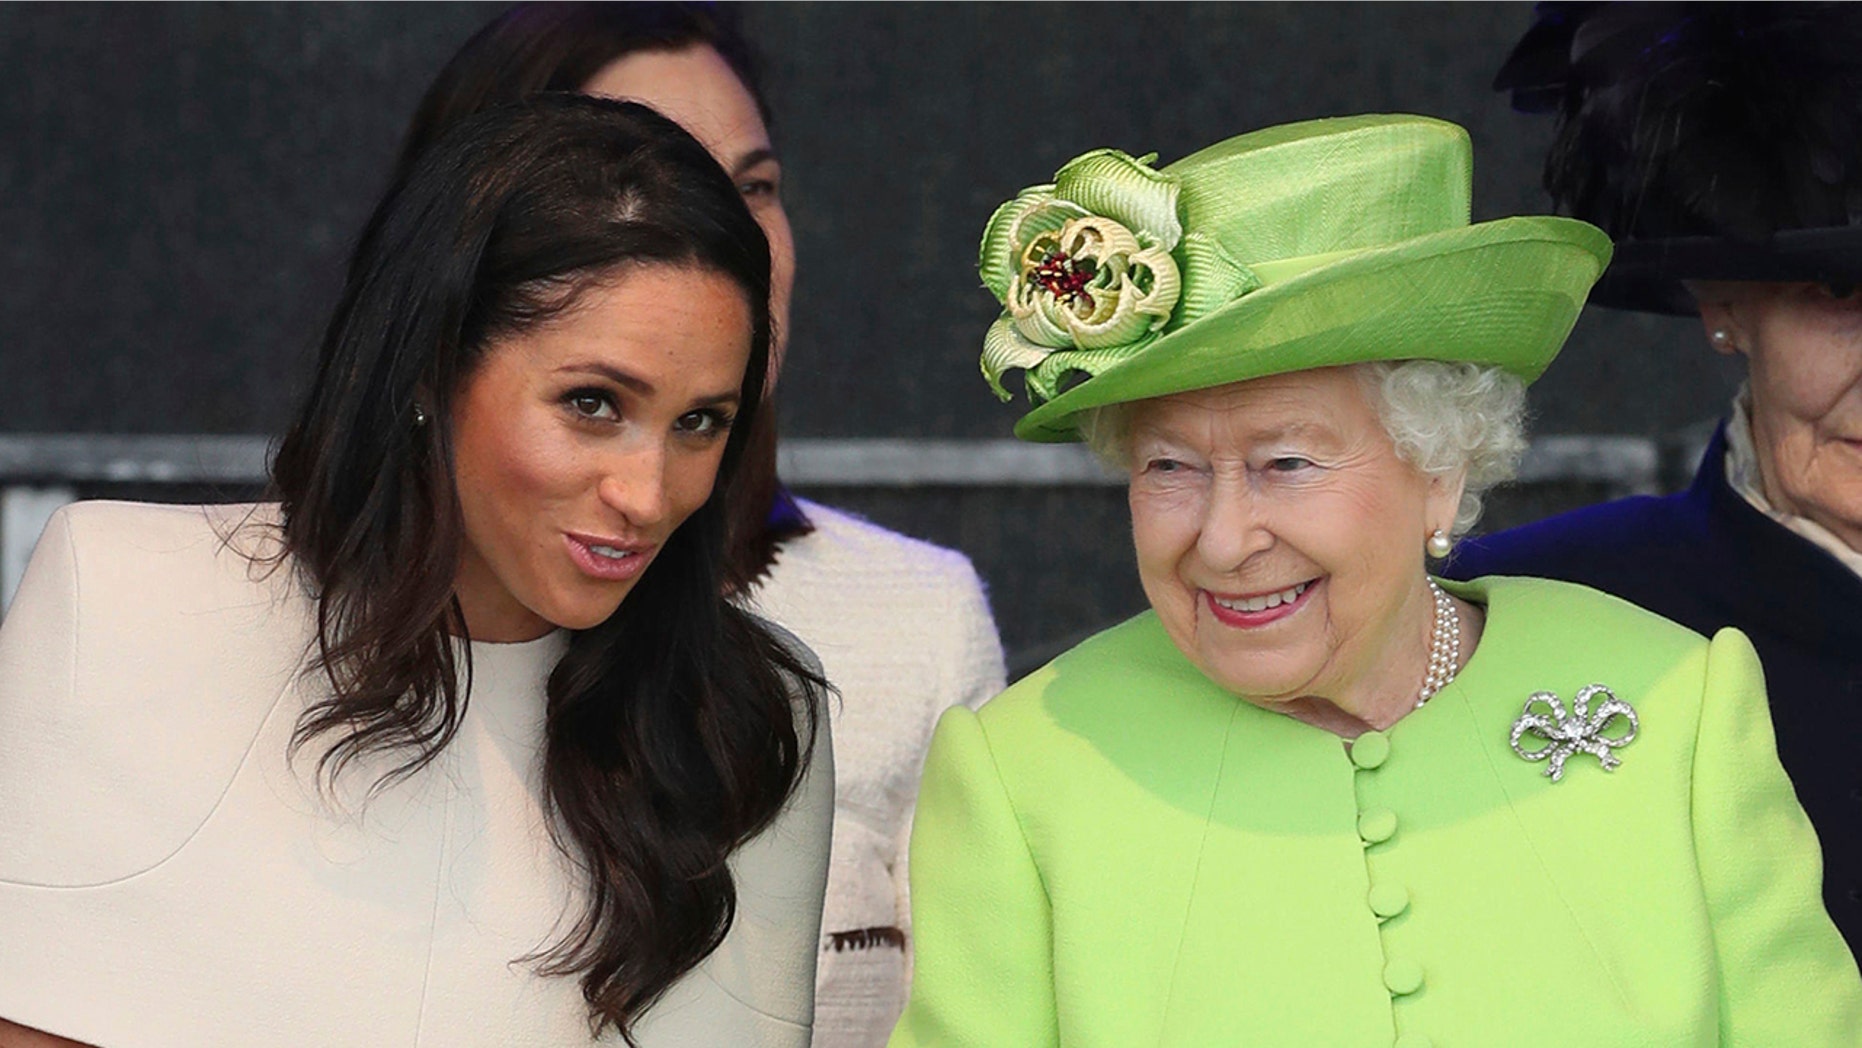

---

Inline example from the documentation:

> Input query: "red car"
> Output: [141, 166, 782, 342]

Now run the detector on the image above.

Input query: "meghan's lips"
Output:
[1204, 578, 1318, 629]
[564, 532, 656, 583]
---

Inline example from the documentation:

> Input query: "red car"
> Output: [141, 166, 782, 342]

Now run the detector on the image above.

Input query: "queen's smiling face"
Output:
[1124, 366, 1461, 717]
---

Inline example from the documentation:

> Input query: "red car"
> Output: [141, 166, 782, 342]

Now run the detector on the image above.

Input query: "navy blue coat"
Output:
[1447, 424, 1862, 958]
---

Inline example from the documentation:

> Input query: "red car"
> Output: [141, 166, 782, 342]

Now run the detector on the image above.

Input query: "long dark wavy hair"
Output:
[394, 1, 808, 594]
[269, 93, 825, 1042]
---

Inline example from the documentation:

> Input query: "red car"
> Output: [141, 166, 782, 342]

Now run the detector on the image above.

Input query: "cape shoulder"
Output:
[0, 501, 314, 886]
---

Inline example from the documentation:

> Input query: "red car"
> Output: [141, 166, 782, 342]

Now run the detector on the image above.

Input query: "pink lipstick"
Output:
[1204, 579, 1317, 629]
[564, 532, 655, 583]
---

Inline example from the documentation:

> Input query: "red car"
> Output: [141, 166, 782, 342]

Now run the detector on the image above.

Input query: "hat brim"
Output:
[1591, 226, 1862, 316]
[1012, 215, 1611, 442]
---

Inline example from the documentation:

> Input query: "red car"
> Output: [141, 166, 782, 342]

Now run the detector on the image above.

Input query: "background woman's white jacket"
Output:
[746, 500, 1005, 1047]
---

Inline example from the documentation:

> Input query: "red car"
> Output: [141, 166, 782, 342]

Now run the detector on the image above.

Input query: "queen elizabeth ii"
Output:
[889, 116, 1862, 1047]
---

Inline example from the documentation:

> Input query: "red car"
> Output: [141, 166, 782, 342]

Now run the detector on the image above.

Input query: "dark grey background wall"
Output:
[0, 3, 1742, 663]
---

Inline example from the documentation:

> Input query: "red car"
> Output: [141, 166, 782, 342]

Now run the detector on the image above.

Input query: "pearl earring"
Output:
[1711, 328, 1732, 348]
[1427, 528, 1453, 559]
[411, 404, 428, 428]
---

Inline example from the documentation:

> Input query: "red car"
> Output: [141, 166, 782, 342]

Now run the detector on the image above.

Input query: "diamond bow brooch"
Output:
[1508, 684, 1639, 783]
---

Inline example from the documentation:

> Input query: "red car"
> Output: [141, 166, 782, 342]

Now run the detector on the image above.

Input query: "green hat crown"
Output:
[977, 115, 1613, 441]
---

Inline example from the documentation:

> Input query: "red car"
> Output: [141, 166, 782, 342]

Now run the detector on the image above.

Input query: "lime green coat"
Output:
[890, 577, 1862, 1047]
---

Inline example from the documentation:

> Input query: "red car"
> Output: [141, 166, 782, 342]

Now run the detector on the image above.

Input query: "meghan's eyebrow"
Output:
[559, 362, 656, 397]
[556, 362, 740, 411]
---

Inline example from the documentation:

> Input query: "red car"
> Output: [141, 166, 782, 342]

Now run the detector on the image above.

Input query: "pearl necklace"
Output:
[1416, 578, 1462, 709]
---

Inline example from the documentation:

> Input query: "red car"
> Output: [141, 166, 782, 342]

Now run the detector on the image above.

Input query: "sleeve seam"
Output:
[59, 508, 79, 720]
[1686, 630, 1719, 873]
[968, 713, 1055, 909]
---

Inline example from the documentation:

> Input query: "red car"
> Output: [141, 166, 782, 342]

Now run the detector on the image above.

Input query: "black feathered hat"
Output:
[1496, 2, 1862, 314]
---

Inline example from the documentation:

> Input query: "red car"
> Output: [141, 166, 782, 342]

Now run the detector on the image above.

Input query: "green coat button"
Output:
[1358, 807, 1398, 844]
[1351, 731, 1390, 769]
[1393, 1035, 1434, 1048]
[1383, 959, 1424, 995]
[1368, 883, 1410, 919]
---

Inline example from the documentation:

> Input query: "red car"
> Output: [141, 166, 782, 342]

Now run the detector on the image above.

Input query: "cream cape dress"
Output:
[0, 501, 832, 1047]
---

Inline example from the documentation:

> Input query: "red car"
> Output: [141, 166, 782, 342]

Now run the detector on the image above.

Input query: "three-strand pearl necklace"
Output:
[1416, 578, 1462, 709]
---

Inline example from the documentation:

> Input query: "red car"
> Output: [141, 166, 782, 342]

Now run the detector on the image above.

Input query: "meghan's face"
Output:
[1124, 367, 1459, 718]
[450, 264, 752, 642]
[584, 45, 795, 381]
[1702, 282, 1862, 552]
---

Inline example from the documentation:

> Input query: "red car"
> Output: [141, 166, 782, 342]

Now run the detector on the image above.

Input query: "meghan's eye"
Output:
[565, 390, 618, 421]
[1818, 281, 1861, 303]
[675, 408, 735, 438]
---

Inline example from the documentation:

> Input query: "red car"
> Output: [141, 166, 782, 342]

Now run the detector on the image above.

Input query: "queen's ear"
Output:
[1426, 466, 1467, 538]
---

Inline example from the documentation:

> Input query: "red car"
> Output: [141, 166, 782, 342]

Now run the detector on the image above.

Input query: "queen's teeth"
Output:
[589, 544, 633, 560]
[1214, 580, 1309, 613]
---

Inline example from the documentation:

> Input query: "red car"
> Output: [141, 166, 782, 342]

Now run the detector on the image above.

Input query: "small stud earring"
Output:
[1711, 328, 1732, 348]
[1427, 528, 1453, 559]
[411, 404, 428, 428]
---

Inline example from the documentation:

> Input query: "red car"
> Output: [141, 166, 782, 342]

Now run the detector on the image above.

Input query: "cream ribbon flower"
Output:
[1008, 217, 1180, 351]
[978, 150, 1185, 402]
[977, 148, 1257, 404]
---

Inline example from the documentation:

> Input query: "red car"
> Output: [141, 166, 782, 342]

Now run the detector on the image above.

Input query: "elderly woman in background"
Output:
[394, 10, 1008, 1043]
[890, 115, 1862, 1047]
[1447, 2, 1862, 954]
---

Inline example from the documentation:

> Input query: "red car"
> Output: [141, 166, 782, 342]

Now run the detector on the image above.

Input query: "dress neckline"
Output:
[459, 631, 568, 741]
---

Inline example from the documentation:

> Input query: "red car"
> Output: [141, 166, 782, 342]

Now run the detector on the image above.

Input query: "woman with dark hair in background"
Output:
[1448, 2, 1862, 956]
[394, 7, 1008, 1044]
[0, 95, 830, 1047]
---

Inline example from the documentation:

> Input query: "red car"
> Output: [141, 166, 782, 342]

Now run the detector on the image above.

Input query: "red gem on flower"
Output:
[1031, 250, 1096, 309]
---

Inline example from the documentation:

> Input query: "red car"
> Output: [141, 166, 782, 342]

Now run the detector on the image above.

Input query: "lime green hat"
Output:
[978, 114, 1613, 443]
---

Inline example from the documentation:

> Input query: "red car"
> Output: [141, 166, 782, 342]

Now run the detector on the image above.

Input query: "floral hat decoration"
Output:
[978, 114, 1614, 442]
